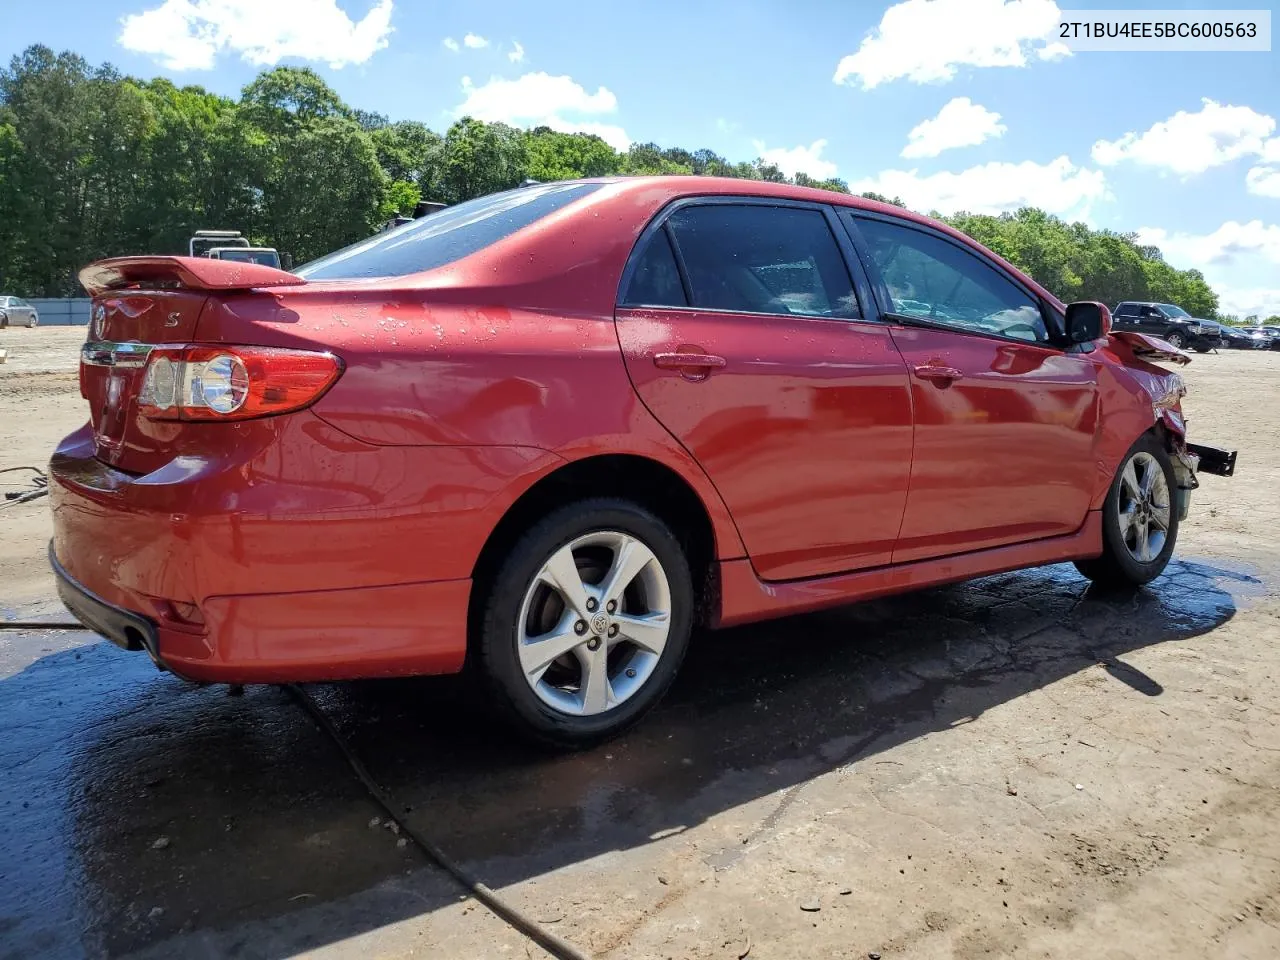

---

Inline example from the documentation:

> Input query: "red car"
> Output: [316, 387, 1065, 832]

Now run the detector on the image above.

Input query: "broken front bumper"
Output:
[1169, 442, 1238, 521]
[1186, 443, 1237, 478]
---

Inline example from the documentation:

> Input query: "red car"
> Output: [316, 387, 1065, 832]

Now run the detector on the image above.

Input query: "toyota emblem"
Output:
[590, 613, 609, 635]
[91, 304, 106, 340]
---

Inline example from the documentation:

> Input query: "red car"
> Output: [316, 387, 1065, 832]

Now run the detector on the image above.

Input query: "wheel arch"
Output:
[468, 453, 728, 638]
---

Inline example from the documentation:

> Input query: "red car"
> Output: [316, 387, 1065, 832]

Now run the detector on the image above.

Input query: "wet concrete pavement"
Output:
[1, 555, 1265, 960]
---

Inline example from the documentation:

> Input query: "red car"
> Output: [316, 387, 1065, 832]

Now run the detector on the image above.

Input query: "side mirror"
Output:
[1065, 301, 1110, 343]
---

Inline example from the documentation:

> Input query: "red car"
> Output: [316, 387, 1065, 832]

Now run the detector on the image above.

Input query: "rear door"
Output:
[615, 199, 914, 581]
[841, 212, 1099, 564]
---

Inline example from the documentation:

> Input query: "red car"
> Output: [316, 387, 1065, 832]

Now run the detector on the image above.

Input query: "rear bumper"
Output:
[45, 415, 521, 683]
[52, 543, 165, 669]
[51, 536, 472, 683]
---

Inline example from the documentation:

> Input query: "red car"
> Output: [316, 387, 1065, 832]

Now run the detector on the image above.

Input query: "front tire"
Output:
[1164, 330, 1186, 350]
[476, 498, 693, 750]
[1075, 433, 1179, 588]
[27, 316, 37, 328]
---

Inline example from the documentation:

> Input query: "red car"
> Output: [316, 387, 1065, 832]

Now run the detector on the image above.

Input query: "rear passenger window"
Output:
[665, 205, 859, 318]
[621, 229, 687, 307]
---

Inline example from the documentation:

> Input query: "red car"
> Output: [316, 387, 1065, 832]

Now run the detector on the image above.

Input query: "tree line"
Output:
[0, 44, 1241, 322]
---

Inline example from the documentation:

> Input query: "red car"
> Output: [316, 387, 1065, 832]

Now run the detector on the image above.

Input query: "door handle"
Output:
[653, 352, 726, 376]
[914, 364, 963, 384]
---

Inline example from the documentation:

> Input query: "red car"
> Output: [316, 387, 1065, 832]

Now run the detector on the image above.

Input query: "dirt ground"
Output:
[2, 325, 1279, 960]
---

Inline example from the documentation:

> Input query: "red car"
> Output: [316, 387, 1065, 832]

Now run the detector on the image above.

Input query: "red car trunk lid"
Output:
[78, 256, 304, 473]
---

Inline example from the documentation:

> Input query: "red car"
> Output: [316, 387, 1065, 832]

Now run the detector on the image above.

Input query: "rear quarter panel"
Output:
[194, 182, 747, 562]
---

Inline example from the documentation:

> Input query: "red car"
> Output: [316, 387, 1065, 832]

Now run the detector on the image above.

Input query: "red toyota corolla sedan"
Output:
[50, 177, 1237, 747]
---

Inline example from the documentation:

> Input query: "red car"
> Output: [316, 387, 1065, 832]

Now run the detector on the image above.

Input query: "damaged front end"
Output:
[1111, 332, 1238, 519]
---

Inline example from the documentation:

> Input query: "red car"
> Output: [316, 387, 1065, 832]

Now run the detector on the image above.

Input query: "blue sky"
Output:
[4, 0, 1279, 315]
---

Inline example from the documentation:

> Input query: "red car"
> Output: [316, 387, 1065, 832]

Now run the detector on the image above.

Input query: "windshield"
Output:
[1159, 304, 1191, 318]
[296, 181, 602, 281]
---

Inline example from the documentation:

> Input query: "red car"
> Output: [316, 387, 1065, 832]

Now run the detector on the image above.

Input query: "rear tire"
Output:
[476, 498, 693, 750]
[1074, 433, 1179, 588]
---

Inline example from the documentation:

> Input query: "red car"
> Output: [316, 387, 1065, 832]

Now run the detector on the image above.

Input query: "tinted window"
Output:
[296, 182, 602, 281]
[1115, 303, 1139, 317]
[621, 229, 687, 307]
[856, 218, 1048, 343]
[666, 205, 858, 318]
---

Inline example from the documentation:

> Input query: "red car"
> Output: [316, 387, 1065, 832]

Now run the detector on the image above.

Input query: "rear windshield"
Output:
[296, 182, 601, 281]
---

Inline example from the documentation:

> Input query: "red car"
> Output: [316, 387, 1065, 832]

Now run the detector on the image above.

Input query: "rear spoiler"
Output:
[79, 256, 304, 297]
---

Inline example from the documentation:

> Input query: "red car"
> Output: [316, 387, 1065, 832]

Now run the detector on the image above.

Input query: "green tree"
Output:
[860, 191, 906, 207]
[371, 120, 444, 196]
[439, 117, 528, 203]
[525, 128, 618, 181]
[0, 41, 1236, 315]
[617, 141, 692, 175]
[236, 67, 388, 263]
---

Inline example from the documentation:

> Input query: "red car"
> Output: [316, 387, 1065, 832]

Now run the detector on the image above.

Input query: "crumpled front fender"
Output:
[1107, 330, 1192, 366]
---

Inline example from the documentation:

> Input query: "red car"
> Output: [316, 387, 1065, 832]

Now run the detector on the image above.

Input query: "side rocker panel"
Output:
[716, 510, 1103, 628]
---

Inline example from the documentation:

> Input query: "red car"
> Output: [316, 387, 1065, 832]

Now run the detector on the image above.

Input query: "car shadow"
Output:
[0, 557, 1253, 958]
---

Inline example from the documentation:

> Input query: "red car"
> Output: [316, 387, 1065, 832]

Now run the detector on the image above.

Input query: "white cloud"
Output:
[1137, 222, 1280, 317]
[902, 97, 1006, 159]
[1246, 137, 1280, 197]
[463, 33, 488, 49]
[1247, 165, 1280, 198]
[508, 40, 524, 63]
[1092, 99, 1276, 176]
[833, 0, 1065, 89]
[443, 36, 460, 52]
[119, 0, 394, 70]
[1135, 221, 1280, 268]
[850, 156, 1107, 218]
[456, 73, 630, 150]
[1215, 286, 1280, 318]
[752, 139, 838, 179]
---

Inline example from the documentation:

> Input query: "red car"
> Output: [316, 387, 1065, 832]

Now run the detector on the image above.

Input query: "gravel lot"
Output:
[1, 327, 1278, 960]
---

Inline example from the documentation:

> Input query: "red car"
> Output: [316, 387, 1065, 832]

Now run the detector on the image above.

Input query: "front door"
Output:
[615, 200, 914, 581]
[845, 213, 1099, 564]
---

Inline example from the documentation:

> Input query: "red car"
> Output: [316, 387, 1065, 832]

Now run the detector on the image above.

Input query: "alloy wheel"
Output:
[516, 530, 672, 716]
[1117, 451, 1171, 563]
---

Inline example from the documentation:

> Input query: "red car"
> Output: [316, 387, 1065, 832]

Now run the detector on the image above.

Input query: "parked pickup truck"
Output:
[1111, 302, 1219, 352]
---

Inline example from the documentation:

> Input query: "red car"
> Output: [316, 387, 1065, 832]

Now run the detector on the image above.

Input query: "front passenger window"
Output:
[856, 217, 1049, 343]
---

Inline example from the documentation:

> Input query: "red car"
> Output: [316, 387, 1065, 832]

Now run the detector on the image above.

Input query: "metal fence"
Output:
[28, 298, 91, 326]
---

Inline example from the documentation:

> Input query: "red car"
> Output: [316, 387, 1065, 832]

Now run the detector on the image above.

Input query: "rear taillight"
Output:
[137, 345, 342, 421]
